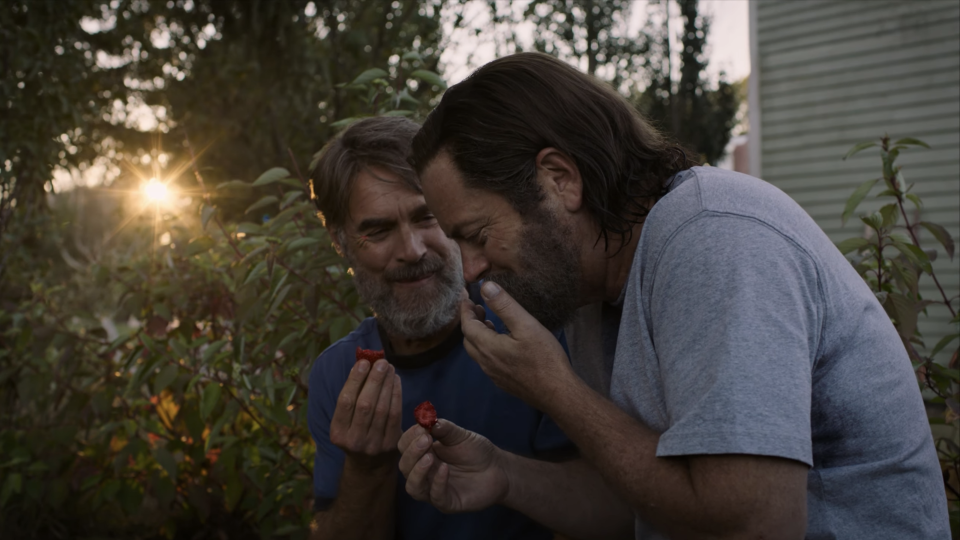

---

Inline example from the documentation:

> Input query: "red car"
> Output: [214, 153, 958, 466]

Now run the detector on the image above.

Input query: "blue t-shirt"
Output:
[308, 295, 574, 540]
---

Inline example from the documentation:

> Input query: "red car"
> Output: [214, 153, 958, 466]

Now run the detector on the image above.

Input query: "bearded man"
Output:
[305, 116, 574, 540]
[395, 53, 950, 539]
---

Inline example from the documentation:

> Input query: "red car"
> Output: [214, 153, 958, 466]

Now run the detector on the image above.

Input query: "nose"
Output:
[459, 243, 490, 283]
[396, 226, 428, 263]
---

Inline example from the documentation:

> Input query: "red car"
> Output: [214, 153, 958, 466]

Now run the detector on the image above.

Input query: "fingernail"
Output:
[357, 361, 369, 374]
[376, 361, 387, 373]
[420, 453, 433, 468]
[416, 434, 429, 450]
[481, 281, 500, 299]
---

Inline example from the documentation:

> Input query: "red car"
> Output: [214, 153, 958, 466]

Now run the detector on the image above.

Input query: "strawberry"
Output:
[414, 401, 438, 430]
[355, 347, 385, 363]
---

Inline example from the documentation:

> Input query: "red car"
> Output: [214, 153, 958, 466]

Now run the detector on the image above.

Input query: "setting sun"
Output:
[143, 178, 171, 204]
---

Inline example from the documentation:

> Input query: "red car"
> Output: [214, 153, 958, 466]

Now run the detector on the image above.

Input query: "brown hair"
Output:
[410, 52, 698, 249]
[309, 116, 421, 229]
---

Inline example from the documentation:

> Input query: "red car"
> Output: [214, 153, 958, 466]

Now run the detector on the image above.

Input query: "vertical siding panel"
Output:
[755, 0, 960, 353]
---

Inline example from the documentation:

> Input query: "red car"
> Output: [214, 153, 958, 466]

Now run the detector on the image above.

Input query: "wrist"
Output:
[344, 450, 398, 476]
[494, 448, 517, 507]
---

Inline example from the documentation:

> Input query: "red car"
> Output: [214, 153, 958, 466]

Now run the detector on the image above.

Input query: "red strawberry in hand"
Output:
[355, 347, 385, 363]
[414, 401, 438, 430]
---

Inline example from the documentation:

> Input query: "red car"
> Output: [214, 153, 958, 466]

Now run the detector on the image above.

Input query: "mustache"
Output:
[383, 255, 445, 282]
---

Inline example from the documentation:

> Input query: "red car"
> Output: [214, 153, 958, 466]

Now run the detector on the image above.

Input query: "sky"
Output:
[440, 0, 751, 85]
[54, 0, 751, 191]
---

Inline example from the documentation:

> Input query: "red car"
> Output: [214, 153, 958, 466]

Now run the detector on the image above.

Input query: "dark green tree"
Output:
[523, 0, 648, 90]
[635, 0, 739, 165]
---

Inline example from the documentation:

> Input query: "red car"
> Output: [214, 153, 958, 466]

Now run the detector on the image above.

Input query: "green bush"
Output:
[838, 135, 959, 530]
[0, 63, 443, 539]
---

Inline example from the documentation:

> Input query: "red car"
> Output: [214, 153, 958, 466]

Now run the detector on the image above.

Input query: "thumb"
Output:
[430, 418, 473, 447]
[480, 281, 532, 332]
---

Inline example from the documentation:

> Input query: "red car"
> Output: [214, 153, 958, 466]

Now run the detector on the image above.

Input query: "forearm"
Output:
[544, 377, 805, 539]
[499, 454, 634, 540]
[311, 454, 397, 540]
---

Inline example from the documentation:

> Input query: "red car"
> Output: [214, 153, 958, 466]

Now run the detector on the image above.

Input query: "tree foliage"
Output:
[633, 0, 739, 165]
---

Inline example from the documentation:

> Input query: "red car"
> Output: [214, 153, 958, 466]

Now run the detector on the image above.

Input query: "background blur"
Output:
[1, 0, 957, 538]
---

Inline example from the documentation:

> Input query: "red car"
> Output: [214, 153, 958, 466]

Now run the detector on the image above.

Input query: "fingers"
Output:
[398, 426, 432, 473]
[479, 282, 533, 333]
[430, 462, 451, 509]
[330, 360, 372, 434]
[404, 450, 441, 502]
[364, 364, 395, 452]
[383, 374, 403, 446]
[429, 419, 472, 447]
[350, 359, 392, 435]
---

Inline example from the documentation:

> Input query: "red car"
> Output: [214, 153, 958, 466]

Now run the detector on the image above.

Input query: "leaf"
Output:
[200, 383, 221, 421]
[285, 237, 321, 253]
[351, 68, 388, 86]
[185, 235, 216, 256]
[265, 284, 292, 320]
[842, 178, 880, 225]
[835, 237, 869, 255]
[245, 195, 278, 215]
[891, 240, 933, 274]
[201, 340, 229, 364]
[216, 180, 251, 191]
[224, 473, 243, 511]
[919, 221, 955, 260]
[238, 245, 268, 267]
[878, 203, 899, 229]
[153, 447, 178, 480]
[892, 137, 930, 149]
[242, 261, 268, 287]
[383, 109, 414, 117]
[887, 293, 918, 340]
[330, 116, 363, 129]
[153, 364, 180, 395]
[201, 205, 216, 230]
[410, 69, 447, 89]
[252, 167, 291, 187]
[402, 51, 422, 62]
[930, 333, 959, 357]
[905, 193, 922, 209]
[859, 212, 883, 232]
[842, 141, 877, 160]
[1, 473, 23, 507]
[280, 190, 303, 209]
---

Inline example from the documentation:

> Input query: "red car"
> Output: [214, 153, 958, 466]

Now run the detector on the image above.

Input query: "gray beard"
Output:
[350, 251, 464, 340]
[486, 205, 581, 332]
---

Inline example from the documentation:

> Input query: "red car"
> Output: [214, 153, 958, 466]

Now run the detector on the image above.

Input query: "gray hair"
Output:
[309, 116, 422, 230]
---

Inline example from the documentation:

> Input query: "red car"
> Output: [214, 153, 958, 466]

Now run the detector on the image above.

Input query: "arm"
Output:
[311, 359, 402, 540]
[451, 285, 807, 539]
[397, 420, 633, 540]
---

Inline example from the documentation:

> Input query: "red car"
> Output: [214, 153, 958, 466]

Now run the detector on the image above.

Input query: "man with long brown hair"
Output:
[395, 53, 949, 539]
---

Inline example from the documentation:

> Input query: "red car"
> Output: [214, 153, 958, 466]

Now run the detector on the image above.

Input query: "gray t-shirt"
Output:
[601, 167, 949, 539]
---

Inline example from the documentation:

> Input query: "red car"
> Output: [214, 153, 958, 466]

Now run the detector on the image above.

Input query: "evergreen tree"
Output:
[635, 0, 739, 165]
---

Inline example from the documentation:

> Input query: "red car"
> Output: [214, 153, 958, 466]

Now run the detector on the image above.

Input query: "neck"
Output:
[385, 315, 460, 356]
[578, 219, 645, 305]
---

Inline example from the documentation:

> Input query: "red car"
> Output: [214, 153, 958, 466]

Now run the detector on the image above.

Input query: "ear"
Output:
[327, 226, 346, 257]
[535, 147, 583, 213]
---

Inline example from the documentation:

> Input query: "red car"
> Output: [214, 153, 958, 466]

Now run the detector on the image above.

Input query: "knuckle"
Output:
[338, 394, 354, 408]
[355, 400, 373, 415]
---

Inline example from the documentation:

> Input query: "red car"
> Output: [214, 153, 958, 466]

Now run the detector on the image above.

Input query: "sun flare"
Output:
[143, 178, 171, 204]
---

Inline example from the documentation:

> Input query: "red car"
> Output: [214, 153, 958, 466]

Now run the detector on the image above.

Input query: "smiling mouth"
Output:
[393, 271, 436, 285]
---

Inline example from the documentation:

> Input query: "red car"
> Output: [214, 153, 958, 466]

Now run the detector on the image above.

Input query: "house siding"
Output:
[752, 0, 960, 354]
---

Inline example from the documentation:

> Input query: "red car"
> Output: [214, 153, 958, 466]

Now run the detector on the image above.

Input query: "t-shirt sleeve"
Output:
[307, 348, 350, 506]
[648, 214, 821, 466]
